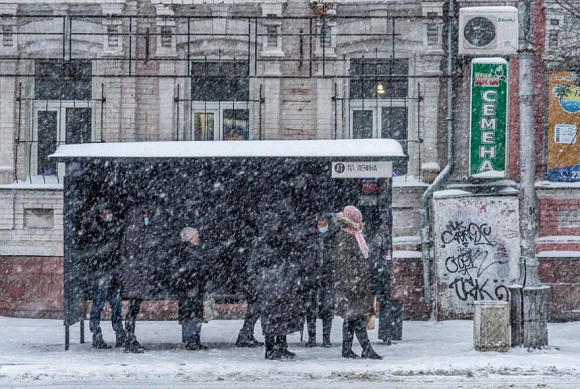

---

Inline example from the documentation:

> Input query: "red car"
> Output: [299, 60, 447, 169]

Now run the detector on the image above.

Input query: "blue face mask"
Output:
[143, 217, 149, 226]
[318, 227, 329, 234]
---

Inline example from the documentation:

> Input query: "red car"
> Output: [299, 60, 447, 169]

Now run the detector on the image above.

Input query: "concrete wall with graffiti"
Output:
[434, 194, 520, 320]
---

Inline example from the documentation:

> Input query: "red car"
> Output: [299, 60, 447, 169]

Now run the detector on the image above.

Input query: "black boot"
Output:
[305, 318, 316, 347]
[92, 338, 111, 350]
[115, 332, 127, 348]
[265, 335, 282, 360]
[322, 317, 332, 348]
[355, 319, 382, 360]
[123, 338, 145, 354]
[236, 331, 264, 348]
[341, 319, 359, 359]
[277, 336, 297, 359]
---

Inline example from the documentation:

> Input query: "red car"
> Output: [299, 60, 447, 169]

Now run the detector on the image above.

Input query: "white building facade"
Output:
[0, 0, 445, 319]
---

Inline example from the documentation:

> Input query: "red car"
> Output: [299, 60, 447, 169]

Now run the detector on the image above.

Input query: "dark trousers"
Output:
[342, 317, 372, 354]
[89, 275, 125, 342]
[239, 298, 260, 338]
[125, 298, 142, 343]
[305, 289, 332, 343]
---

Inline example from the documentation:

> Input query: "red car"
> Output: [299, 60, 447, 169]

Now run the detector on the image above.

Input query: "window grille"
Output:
[319, 24, 331, 48]
[549, 30, 559, 49]
[2, 25, 13, 47]
[266, 25, 278, 47]
[161, 26, 172, 48]
[191, 61, 249, 101]
[349, 58, 408, 99]
[427, 23, 439, 46]
[107, 25, 119, 47]
[35, 60, 92, 101]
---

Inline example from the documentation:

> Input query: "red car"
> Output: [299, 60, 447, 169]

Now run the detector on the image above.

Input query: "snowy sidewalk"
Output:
[1, 316, 580, 388]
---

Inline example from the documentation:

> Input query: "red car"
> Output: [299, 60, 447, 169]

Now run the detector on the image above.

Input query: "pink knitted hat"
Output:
[343, 205, 363, 224]
[180, 227, 199, 242]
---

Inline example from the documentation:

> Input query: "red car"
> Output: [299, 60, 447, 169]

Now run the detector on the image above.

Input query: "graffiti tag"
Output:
[441, 222, 493, 247]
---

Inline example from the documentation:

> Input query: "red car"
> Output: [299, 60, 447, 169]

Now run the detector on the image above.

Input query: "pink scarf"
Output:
[342, 227, 369, 259]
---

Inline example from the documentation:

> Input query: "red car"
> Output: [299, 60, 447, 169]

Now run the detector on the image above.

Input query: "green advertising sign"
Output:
[469, 59, 508, 178]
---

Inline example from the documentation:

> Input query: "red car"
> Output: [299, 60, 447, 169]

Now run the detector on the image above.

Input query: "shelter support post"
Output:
[377, 178, 393, 344]
[65, 325, 70, 351]
[80, 319, 85, 344]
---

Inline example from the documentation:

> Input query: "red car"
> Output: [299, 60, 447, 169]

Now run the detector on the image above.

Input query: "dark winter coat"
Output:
[333, 228, 374, 320]
[249, 236, 303, 337]
[119, 205, 164, 299]
[84, 216, 123, 276]
[314, 228, 335, 318]
[176, 242, 209, 322]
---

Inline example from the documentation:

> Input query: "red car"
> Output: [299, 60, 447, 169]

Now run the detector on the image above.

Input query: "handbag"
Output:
[366, 296, 378, 330]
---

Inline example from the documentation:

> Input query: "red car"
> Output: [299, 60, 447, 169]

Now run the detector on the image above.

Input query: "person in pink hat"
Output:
[333, 205, 382, 360]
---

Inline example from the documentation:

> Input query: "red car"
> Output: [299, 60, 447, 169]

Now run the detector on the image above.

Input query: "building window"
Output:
[191, 61, 250, 141]
[551, 19, 560, 26]
[35, 60, 92, 101]
[319, 23, 331, 48]
[266, 25, 278, 48]
[107, 24, 119, 47]
[35, 106, 92, 176]
[549, 30, 559, 50]
[2, 25, 14, 47]
[427, 23, 439, 46]
[350, 58, 408, 100]
[161, 26, 172, 48]
[349, 58, 409, 176]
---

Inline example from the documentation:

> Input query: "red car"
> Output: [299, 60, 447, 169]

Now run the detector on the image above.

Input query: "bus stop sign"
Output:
[331, 161, 393, 179]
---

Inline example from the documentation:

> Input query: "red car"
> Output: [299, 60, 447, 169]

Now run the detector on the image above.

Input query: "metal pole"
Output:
[420, 0, 455, 307]
[517, 0, 550, 349]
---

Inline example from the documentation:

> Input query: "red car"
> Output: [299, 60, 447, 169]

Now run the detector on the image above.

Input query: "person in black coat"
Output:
[302, 214, 335, 348]
[86, 202, 126, 349]
[249, 209, 302, 360]
[177, 227, 210, 350]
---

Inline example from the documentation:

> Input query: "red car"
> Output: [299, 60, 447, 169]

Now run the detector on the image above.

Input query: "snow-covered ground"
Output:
[1, 316, 580, 388]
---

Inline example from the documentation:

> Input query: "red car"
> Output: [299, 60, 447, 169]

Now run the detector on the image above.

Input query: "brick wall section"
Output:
[539, 258, 580, 322]
[391, 258, 430, 321]
[539, 198, 580, 236]
[0, 254, 431, 321]
[0, 256, 63, 319]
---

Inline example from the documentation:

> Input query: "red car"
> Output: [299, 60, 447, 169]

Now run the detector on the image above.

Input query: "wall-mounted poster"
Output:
[547, 71, 580, 181]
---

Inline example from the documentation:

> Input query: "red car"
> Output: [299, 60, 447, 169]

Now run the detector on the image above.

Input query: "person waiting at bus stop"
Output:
[121, 204, 160, 353]
[178, 227, 210, 351]
[334, 205, 382, 360]
[302, 214, 335, 348]
[249, 204, 302, 360]
[86, 202, 126, 349]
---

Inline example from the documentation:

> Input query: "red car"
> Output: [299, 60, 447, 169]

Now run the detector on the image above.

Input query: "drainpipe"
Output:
[420, 0, 455, 308]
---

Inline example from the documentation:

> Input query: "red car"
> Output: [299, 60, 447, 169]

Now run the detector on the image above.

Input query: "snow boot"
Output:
[236, 331, 264, 348]
[341, 320, 359, 359]
[277, 336, 297, 360]
[355, 320, 382, 360]
[92, 338, 111, 350]
[265, 336, 282, 360]
[115, 332, 127, 348]
[123, 339, 145, 354]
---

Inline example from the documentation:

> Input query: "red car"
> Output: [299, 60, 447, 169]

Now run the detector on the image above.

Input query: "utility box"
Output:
[474, 301, 510, 352]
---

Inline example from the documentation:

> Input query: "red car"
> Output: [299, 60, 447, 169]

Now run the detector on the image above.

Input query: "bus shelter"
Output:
[51, 139, 406, 350]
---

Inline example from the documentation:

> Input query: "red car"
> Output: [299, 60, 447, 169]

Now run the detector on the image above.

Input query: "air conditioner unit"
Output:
[459, 6, 518, 55]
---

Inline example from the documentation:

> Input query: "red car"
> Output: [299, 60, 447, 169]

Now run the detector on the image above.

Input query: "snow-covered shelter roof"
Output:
[51, 139, 406, 160]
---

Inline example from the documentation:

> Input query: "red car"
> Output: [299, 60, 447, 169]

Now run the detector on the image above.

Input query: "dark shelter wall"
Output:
[68, 158, 371, 303]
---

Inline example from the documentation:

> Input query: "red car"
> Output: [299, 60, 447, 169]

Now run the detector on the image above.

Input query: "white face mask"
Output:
[105, 213, 113, 222]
